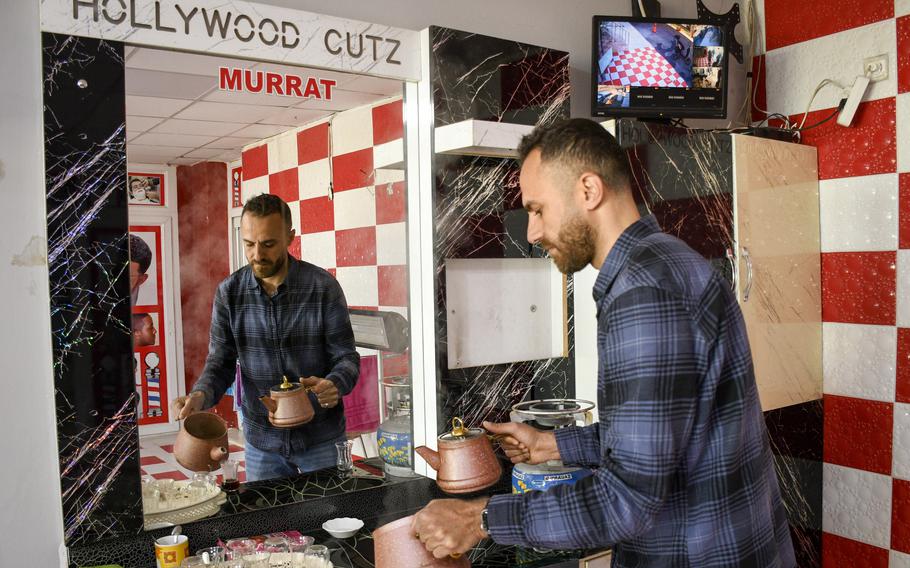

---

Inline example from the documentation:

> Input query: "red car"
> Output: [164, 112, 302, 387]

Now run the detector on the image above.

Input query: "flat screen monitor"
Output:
[592, 16, 730, 119]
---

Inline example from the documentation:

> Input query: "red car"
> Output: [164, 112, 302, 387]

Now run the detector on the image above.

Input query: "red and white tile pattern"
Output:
[240, 97, 409, 356]
[602, 47, 689, 88]
[139, 431, 247, 484]
[758, 0, 909, 563]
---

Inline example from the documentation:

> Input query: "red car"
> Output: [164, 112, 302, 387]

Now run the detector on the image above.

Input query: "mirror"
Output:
[123, 46, 415, 520]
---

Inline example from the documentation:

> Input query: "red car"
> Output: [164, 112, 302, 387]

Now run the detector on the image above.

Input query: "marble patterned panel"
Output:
[42, 32, 144, 545]
[428, 28, 571, 433]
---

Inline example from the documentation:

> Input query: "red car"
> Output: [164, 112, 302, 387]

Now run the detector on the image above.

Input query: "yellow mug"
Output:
[155, 534, 189, 568]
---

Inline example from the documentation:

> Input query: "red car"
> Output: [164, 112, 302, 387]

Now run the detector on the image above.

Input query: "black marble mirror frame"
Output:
[43, 32, 143, 546]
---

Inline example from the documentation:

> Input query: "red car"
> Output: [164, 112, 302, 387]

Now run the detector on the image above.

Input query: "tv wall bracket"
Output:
[696, 0, 743, 64]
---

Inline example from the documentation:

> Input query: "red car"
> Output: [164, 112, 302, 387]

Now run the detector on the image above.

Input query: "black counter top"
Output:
[68, 459, 598, 568]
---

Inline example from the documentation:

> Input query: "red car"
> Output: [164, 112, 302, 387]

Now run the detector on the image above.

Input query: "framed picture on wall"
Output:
[130, 225, 169, 425]
[128, 172, 165, 206]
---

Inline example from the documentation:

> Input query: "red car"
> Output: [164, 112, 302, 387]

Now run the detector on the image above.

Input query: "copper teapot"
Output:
[173, 412, 229, 472]
[415, 418, 502, 494]
[259, 376, 315, 428]
[373, 515, 470, 568]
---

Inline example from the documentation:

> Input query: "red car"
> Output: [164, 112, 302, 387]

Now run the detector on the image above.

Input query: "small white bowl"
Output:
[322, 517, 364, 538]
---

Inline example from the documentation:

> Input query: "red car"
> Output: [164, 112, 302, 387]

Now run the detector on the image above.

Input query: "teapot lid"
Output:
[439, 417, 483, 441]
[271, 375, 304, 393]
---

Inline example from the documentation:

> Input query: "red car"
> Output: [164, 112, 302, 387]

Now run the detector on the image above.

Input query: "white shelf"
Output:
[434, 119, 534, 158]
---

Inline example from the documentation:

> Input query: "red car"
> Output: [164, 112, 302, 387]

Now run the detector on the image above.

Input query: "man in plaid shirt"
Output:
[171, 194, 360, 481]
[413, 119, 795, 567]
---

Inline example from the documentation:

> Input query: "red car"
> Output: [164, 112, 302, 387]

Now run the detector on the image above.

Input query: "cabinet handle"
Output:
[725, 247, 737, 292]
[743, 247, 753, 302]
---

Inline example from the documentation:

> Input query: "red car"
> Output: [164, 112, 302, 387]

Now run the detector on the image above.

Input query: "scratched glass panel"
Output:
[42, 32, 143, 545]
[429, 28, 572, 432]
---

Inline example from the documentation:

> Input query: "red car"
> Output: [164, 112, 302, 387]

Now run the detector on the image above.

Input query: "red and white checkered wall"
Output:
[756, 1, 909, 564]
[240, 97, 408, 432]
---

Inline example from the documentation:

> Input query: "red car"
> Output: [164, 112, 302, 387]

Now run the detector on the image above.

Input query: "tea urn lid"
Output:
[438, 417, 484, 441]
[270, 375, 304, 394]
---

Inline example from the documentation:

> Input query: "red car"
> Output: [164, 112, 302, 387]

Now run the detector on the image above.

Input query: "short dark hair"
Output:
[517, 118, 631, 192]
[242, 193, 293, 231]
[129, 234, 152, 274]
[131, 313, 151, 331]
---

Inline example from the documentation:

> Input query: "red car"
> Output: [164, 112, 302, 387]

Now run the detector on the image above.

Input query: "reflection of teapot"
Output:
[415, 418, 502, 494]
[373, 515, 470, 568]
[173, 412, 229, 472]
[259, 376, 315, 428]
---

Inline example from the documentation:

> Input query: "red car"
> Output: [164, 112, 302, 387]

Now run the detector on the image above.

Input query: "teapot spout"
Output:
[210, 446, 228, 463]
[259, 395, 277, 414]
[415, 446, 441, 471]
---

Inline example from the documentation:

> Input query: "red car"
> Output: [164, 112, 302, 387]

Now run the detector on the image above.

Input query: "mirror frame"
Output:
[39, 0, 430, 546]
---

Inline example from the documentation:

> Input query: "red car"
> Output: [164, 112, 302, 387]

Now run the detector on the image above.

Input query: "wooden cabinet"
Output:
[610, 121, 821, 411]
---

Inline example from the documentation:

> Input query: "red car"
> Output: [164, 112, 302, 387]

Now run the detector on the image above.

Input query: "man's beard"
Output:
[550, 213, 596, 274]
[252, 254, 285, 279]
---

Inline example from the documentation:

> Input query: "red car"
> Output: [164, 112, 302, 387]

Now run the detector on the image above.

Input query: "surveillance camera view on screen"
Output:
[595, 20, 724, 115]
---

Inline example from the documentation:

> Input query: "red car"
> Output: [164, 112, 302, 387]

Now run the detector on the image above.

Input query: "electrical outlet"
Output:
[863, 54, 889, 82]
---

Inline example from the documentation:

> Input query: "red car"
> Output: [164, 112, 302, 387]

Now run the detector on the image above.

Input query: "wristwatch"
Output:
[480, 507, 489, 534]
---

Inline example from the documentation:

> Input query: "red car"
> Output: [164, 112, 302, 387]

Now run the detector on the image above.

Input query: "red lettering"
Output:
[266, 72, 283, 95]
[244, 69, 263, 93]
[303, 77, 321, 99]
[319, 79, 336, 100]
[285, 75, 303, 98]
[219, 67, 242, 91]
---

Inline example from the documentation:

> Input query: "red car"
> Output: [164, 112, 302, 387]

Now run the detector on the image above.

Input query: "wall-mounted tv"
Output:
[592, 16, 730, 119]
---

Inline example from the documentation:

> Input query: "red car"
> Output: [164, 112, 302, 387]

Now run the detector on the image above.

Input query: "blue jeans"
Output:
[244, 435, 347, 482]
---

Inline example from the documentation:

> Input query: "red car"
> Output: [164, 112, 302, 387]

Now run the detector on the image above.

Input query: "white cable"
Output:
[638, 0, 647, 17]
[797, 79, 847, 129]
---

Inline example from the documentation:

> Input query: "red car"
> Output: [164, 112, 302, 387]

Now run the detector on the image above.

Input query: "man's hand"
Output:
[411, 498, 488, 559]
[483, 420, 560, 465]
[299, 376, 339, 409]
[171, 391, 205, 420]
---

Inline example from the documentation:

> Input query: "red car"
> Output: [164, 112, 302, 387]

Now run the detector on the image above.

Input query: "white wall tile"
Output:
[335, 266, 379, 306]
[898, 93, 910, 174]
[240, 175, 268, 203]
[331, 105, 373, 155]
[898, 0, 910, 17]
[298, 159, 331, 201]
[819, 174, 898, 252]
[898, 250, 910, 327]
[375, 168, 405, 184]
[823, 322, 897, 402]
[892, 550, 910, 568]
[267, 130, 298, 173]
[374, 139, 404, 169]
[765, 20, 896, 117]
[333, 187, 376, 230]
[288, 200, 301, 236]
[894, 403, 910, 480]
[299, 231, 336, 270]
[822, 463, 892, 548]
[376, 222, 407, 266]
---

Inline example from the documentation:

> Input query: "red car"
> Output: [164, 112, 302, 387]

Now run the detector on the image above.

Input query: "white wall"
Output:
[0, 1, 67, 566]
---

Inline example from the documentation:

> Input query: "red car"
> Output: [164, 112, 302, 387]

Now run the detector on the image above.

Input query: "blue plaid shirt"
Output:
[488, 216, 795, 567]
[191, 256, 360, 455]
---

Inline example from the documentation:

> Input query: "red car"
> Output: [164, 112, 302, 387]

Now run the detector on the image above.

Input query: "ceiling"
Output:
[125, 46, 402, 166]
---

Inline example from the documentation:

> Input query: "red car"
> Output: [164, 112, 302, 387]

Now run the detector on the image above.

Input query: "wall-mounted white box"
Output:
[444, 258, 566, 369]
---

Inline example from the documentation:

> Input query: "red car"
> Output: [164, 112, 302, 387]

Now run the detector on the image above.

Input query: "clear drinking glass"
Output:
[221, 458, 240, 491]
[241, 552, 270, 568]
[195, 546, 224, 564]
[178, 556, 204, 567]
[224, 538, 256, 559]
[262, 536, 289, 553]
[287, 535, 314, 553]
[304, 544, 331, 568]
[335, 440, 354, 473]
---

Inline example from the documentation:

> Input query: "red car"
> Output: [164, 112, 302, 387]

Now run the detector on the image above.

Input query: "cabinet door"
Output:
[733, 135, 822, 411]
